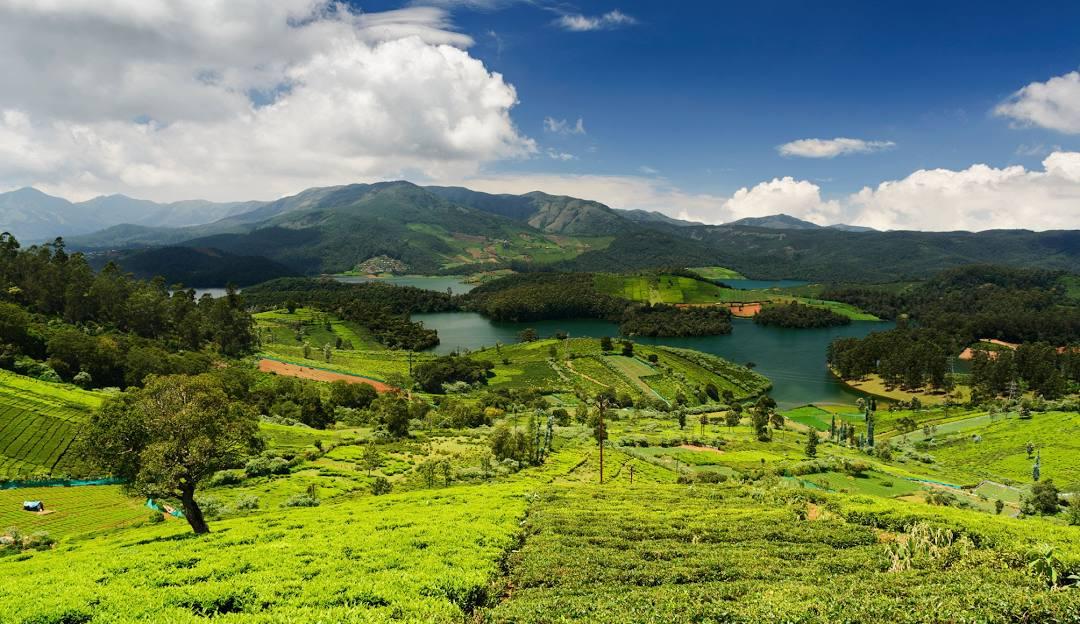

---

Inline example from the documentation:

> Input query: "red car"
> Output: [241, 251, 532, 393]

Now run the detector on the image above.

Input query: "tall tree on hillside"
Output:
[805, 428, 819, 458]
[79, 374, 262, 534]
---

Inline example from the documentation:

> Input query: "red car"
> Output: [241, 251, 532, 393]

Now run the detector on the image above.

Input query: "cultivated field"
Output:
[0, 371, 105, 480]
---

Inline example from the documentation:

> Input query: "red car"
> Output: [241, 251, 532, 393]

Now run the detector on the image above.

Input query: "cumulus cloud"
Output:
[995, 70, 1080, 134]
[778, 137, 895, 158]
[543, 117, 586, 135]
[555, 10, 636, 32]
[0, 0, 535, 201]
[457, 152, 1080, 231]
[847, 152, 1080, 231]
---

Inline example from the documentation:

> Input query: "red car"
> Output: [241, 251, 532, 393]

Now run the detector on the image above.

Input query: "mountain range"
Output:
[0, 187, 260, 242]
[1, 183, 1077, 284]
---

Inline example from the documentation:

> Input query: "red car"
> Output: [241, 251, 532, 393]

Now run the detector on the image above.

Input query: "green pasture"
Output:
[687, 266, 745, 280]
[0, 485, 147, 538]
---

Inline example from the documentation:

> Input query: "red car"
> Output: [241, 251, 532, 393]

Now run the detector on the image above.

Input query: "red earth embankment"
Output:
[258, 359, 395, 393]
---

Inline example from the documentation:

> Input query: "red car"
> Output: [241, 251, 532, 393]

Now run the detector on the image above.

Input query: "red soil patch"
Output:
[728, 302, 762, 317]
[258, 359, 395, 393]
[678, 444, 724, 455]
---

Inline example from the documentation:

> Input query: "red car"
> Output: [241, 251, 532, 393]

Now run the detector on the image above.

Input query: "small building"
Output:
[22, 501, 44, 512]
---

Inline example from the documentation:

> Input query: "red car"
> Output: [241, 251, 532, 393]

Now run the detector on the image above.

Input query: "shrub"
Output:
[209, 469, 245, 486]
[234, 495, 260, 511]
[195, 496, 227, 519]
[371, 476, 392, 496]
[147, 512, 165, 524]
[281, 494, 320, 508]
[244, 456, 291, 478]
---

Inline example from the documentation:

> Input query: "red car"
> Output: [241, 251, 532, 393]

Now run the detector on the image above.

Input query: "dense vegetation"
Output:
[93, 246, 297, 287]
[464, 272, 627, 322]
[620, 304, 733, 337]
[754, 301, 851, 328]
[244, 278, 456, 350]
[828, 266, 1080, 397]
[0, 235, 254, 388]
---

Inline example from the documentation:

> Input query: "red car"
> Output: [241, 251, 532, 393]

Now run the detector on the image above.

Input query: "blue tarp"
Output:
[22, 501, 43, 511]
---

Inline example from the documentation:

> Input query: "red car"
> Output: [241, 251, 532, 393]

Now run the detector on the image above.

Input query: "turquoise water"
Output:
[332, 275, 475, 295]
[724, 279, 811, 290]
[413, 312, 894, 410]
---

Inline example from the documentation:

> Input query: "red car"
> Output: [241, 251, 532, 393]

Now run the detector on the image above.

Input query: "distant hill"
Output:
[726, 214, 822, 230]
[89, 246, 298, 287]
[827, 223, 877, 233]
[619, 209, 700, 227]
[54, 181, 1080, 284]
[0, 187, 258, 242]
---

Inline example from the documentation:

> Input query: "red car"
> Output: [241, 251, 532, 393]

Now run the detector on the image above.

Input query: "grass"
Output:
[593, 272, 880, 319]
[838, 372, 971, 405]
[0, 484, 529, 623]
[485, 484, 1080, 623]
[687, 266, 745, 280]
[0, 371, 106, 480]
[0, 485, 148, 538]
[781, 405, 834, 431]
[928, 410, 1080, 491]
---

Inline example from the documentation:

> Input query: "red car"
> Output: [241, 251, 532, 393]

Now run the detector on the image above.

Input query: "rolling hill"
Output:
[53, 181, 1080, 284]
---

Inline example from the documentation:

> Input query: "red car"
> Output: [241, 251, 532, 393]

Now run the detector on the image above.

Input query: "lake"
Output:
[332, 275, 476, 295]
[413, 312, 894, 410]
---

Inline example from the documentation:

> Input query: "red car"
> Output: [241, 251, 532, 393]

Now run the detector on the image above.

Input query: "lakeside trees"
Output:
[753, 302, 850, 329]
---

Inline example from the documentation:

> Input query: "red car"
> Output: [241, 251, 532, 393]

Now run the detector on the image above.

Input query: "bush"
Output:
[370, 476, 392, 496]
[234, 495, 260, 511]
[209, 469, 245, 486]
[244, 456, 291, 478]
[281, 494, 320, 508]
[147, 512, 165, 524]
[194, 496, 226, 519]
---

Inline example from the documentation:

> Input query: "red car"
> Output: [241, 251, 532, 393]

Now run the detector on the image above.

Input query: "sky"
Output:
[1, 1, 1080, 231]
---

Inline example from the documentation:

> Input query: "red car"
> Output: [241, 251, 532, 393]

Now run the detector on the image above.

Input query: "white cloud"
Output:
[0, 1, 535, 201]
[543, 116, 586, 135]
[995, 70, 1080, 134]
[778, 137, 895, 158]
[457, 152, 1080, 231]
[545, 149, 576, 161]
[555, 10, 635, 32]
[638, 165, 659, 175]
[722, 177, 841, 224]
[847, 152, 1080, 231]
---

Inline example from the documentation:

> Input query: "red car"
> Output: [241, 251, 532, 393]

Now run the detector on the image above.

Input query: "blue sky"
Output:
[2, 1, 1079, 230]
[378, 0, 1080, 198]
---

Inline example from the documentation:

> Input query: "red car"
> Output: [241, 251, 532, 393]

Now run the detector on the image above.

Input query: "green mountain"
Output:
[90, 246, 298, 287]
[62, 181, 1080, 284]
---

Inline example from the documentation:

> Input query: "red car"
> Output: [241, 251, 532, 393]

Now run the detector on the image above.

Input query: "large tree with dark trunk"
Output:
[80, 374, 262, 534]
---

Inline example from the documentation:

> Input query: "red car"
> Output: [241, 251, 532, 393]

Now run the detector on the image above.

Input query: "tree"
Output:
[620, 340, 634, 357]
[805, 429, 818, 458]
[518, 328, 539, 343]
[361, 442, 383, 477]
[725, 406, 741, 430]
[599, 336, 613, 351]
[1022, 479, 1061, 516]
[677, 409, 687, 430]
[79, 375, 262, 534]
[699, 413, 709, 437]
[323, 343, 333, 363]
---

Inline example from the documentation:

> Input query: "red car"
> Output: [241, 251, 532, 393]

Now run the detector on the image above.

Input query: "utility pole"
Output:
[629, 464, 635, 485]
[596, 393, 609, 485]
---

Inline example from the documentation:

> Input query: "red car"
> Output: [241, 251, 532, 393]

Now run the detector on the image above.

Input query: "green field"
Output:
[0, 371, 105, 480]
[687, 266, 745, 280]
[486, 484, 1080, 622]
[255, 307, 383, 351]
[405, 222, 613, 269]
[0, 485, 148, 538]
[593, 272, 880, 319]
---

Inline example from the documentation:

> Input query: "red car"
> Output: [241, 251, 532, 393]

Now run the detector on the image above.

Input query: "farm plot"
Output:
[0, 485, 146, 538]
[485, 484, 1080, 623]
[0, 484, 529, 623]
[0, 372, 104, 479]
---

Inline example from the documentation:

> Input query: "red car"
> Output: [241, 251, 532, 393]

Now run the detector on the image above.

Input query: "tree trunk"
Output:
[180, 485, 210, 534]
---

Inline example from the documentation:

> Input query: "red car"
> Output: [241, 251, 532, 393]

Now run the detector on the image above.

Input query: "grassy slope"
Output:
[0, 485, 147, 538]
[2, 403, 1080, 622]
[258, 332, 771, 406]
[593, 273, 880, 320]
[688, 266, 745, 280]
[0, 371, 106, 479]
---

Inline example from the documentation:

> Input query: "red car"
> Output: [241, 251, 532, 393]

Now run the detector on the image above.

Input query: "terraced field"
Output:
[485, 485, 1080, 623]
[593, 272, 880, 320]
[0, 371, 105, 479]
[0, 485, 147, 538]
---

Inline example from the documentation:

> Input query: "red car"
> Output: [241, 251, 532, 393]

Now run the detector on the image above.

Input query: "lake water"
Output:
[413, 312, 894, 410]
[724, 279, 811, 290]
[332, 275, 476, 295]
